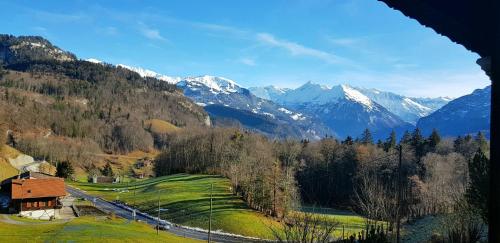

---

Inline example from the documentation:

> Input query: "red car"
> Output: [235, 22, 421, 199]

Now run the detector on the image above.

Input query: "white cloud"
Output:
[138, 22, 167, 41]
[256, 33, 349, 65]
[238, 58, 256, 66]
[328, 37, 360, 47]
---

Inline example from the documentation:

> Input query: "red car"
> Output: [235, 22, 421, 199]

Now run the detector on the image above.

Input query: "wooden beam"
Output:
[489, 0, 499, 241]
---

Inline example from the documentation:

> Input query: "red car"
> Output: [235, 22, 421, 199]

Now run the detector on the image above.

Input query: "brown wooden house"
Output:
[10, 178, 66, 219]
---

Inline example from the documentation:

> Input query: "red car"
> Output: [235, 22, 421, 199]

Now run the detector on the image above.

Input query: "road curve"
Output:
[66, 186, 266, 243]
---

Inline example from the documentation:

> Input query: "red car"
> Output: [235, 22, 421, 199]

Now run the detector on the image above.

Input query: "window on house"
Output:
[33, 201, 38, 207]
[48, 200, 52, 206]
[26, 202, 31, 208]
[40, 201, 46, 207]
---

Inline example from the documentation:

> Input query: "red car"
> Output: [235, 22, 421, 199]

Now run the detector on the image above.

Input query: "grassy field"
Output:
[299, 206, 370, 238]
[70, 174, 279, 239]
[144, 119, 180, 134]
[0, 215, 202, 242]
[70, 174, 371, 239]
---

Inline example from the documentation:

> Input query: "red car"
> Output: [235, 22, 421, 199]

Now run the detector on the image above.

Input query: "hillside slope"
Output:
[0, 34, 208, 173]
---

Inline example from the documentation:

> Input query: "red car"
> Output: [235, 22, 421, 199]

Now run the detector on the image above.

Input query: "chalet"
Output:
[10, 178, 66, 219]
[90, 175, 120, 184]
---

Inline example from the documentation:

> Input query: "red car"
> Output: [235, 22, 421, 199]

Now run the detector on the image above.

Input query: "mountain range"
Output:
[96, 57, 489, 140]
[110, 68, 332, 139]
[417, 86, 491, 137]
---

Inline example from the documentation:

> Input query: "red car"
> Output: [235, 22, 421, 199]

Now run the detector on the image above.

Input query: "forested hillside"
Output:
[0, 34, 208, 173]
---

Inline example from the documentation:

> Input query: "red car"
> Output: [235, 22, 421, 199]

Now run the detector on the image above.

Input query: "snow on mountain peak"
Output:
[182, 75, 241, 94]
[117, 64, 181, 84]
[86, 58, 103, 64]
[339, 85, 373, 109]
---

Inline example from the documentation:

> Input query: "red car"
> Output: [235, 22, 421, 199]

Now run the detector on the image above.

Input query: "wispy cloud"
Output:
[328, 37, 360, 47]
[256, 33, 348, 65]
[238, 57, 256, 66]
[138, 22, 167, 41]
[29, 9, 90, 22]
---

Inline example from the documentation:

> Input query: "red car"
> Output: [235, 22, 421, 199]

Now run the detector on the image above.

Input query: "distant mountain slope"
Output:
[417, 86, 491, 137]
[204, 105, 306, 138]
[356, 88, 449, 124]
[0, 34, 76, 64]
[250, 82, 449, 125]
[278, 82, 413, 139]
[116, 64, 182, 84]
[248, 86, 290, 101]
[177, 76, 331, 139]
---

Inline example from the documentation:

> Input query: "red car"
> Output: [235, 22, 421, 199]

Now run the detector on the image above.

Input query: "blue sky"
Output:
[0, 0, 491, 97]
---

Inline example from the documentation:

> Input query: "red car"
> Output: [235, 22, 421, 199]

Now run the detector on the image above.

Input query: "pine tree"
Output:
[56, 161, 74, 179]
[475, 131, 488, 152]
[400, 130, 411, 144]
[466, 149, 489, 223]
[384, 130, 397, 151]
[342, 136, 354, 145]
[428, 129, 441, 151]
[411, 128, 425, 157]
[360, 128, 373, 145]
[102, 162, 114, 177]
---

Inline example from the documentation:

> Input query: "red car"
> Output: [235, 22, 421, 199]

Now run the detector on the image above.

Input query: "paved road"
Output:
[66, 186, 265, 243]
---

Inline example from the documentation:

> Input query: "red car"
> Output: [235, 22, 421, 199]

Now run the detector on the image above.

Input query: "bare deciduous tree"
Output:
[270, 212, 339, 243]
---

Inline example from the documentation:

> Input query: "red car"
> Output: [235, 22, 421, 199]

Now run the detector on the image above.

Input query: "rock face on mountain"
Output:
[0, 34, 76, 65]
[417, 86, 491, 137]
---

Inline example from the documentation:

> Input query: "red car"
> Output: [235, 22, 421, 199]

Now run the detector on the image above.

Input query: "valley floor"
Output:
[70, 173, 370, 239]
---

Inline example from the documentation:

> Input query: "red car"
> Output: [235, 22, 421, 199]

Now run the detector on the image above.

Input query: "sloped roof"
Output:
[378, 0, 492, 57]
[11, 178, 66, 199]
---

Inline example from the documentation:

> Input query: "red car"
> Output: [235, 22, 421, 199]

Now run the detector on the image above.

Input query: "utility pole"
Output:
[396, 145, 403, 243]
[20, 182, 23, 213]
[208, 183, 213, 243]
[157, 190, 161, 235]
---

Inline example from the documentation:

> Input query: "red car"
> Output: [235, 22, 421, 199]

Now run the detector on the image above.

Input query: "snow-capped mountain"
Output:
[259, 82, 413, 139]
[178, 75, 243, 95]
[177, 76, 331, 139]
[417, 86, 490, 137]
[274, 82, 374, 107]
[99, 63, 463, 140]
[411, 97, 453, 111]
[355, 88, 449, 124]
[250, 82, 449, 125]
[248, 86, 291, 101]
[117, 64, 182, 84]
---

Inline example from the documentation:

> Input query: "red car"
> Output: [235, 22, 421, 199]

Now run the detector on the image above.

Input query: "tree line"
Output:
[154, 126, 490, 241]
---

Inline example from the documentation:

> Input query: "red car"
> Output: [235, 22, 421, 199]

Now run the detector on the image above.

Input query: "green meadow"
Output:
[70, 174, 371, 239]
[0, 215, 202, 242]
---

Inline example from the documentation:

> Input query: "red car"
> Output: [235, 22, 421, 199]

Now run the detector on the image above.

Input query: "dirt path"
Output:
[0, 214, 72, 225]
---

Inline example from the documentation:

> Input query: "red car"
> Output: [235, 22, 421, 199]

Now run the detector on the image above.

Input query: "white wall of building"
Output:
[19, 209, 59, 220]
